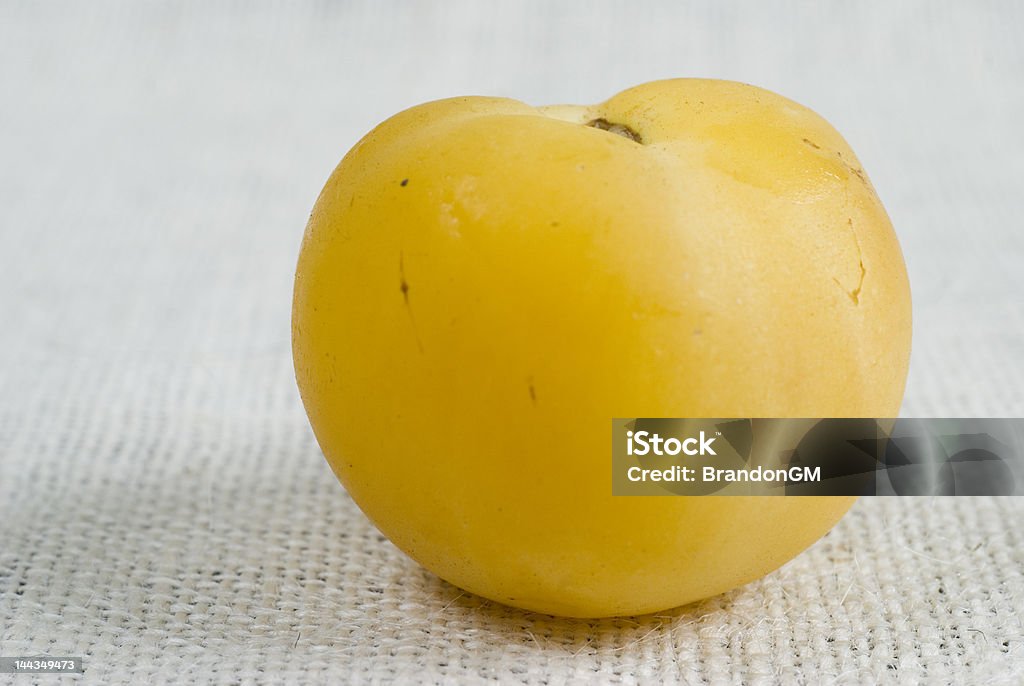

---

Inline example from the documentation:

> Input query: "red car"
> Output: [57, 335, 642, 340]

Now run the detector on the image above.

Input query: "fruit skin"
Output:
[292, 79, 912, 617]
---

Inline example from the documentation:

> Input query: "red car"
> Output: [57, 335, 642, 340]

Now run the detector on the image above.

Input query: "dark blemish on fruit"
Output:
[399, 251, 424, 353]
[399, 252, 410, 303]
[802, 138, 821, 150]
[586, 118, 643, 144]
[400, 178, 409, 187]
[528, 381, 537, 405]
[550, 221, 560, 227]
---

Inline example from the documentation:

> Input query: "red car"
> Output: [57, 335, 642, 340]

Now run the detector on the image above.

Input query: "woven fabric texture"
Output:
[1, 2, 1023, 684]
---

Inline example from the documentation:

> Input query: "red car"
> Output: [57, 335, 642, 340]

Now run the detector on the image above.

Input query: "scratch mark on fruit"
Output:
[834, 218, 866, 305]
[853, 260, 866, 303]
[805, 140, 869, 186]
[835, 151, 869, 186]
[399, 251, 424, 353]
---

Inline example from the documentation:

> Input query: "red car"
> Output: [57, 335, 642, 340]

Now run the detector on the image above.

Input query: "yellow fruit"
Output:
[292, 79, 912, 617]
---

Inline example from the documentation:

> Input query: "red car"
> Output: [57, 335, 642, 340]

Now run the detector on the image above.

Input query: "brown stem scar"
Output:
[586, 118, 643, 144]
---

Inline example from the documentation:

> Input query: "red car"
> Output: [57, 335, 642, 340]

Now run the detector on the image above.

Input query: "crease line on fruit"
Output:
[586, 118, 644, 144]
